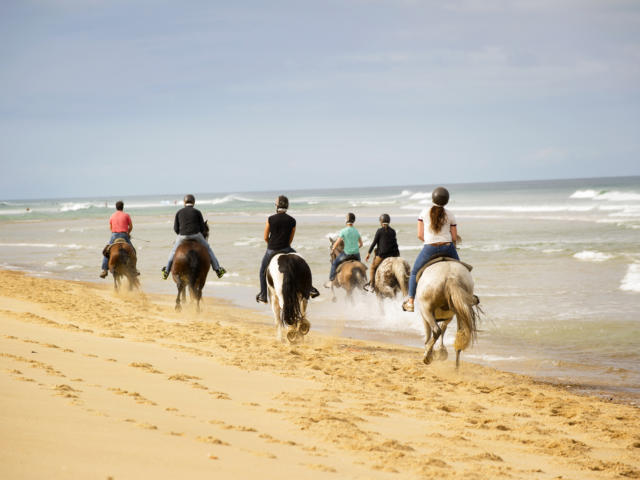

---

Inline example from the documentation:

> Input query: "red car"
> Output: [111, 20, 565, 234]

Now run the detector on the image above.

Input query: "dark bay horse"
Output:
[107, 239, 139, 292]
[172, 221, 210, 312]
[327, 238, 367, 302]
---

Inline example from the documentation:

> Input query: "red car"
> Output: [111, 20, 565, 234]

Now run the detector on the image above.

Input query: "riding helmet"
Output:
[184, 194, 195, 205]
[276, 195, 289, 210]
[379, 213, 390, 224]
[432, 187, 449, 207]
[346, 212, 356, 224]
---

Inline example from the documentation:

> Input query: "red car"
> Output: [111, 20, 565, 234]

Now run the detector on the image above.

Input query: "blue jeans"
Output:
[408, 243, 459, 298]
[166, 233, 220, 273]
[329, 252, 361, 281]
[259, 247, 296, 297]
[101, 233, 133, 271]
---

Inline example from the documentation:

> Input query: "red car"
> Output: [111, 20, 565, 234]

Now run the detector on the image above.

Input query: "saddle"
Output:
[335, 254, 361, 275]
[102, 238, 133, 258]
[415, 256, 473, 285]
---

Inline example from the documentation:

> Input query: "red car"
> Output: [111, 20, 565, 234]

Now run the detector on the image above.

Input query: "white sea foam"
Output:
[573, 250, 613, 262]
[233, 237, 263, 247]
[409, 192, 431, 200]
[464, 354, 525, 362]
[64, 265, 83, 270]
[620, 264, 640, 293]
[0, 242, 87, 250]
[570, 189, 640, 202]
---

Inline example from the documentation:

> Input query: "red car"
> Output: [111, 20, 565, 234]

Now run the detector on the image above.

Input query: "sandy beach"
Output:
[1, 269, 639, 479]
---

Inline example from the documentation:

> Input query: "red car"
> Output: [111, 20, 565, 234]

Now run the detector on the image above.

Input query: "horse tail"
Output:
[446, 278, 478, 352]
[351, 264, 367, 289]
[279, 255, 311, 326]
[393, 259, 410, 296]
[186, 249, 200, 291]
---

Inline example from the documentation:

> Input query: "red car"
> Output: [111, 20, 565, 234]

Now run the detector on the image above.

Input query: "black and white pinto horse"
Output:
[416, 260, 481, 368]
[266, 253, 313, 343]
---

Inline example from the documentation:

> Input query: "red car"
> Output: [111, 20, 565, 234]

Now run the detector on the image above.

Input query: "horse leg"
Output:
[175, 280, 184, 312]
[269, 291, 283, 342]
[113, 273, 119, 292]
[434, 318, 452, 361]
[331, 284, 337, 303]
[419, 304, 441, 365]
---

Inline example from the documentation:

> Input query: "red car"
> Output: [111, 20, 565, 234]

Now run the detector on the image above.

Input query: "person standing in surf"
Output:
[402, 187, 459, 312]
[256, 195, 319, 303]
[100, 200, 135, 278]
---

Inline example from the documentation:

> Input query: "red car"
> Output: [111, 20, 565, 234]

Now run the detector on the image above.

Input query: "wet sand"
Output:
[1, 269, 639, 479]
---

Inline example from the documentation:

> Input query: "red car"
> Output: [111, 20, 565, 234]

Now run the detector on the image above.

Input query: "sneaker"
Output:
[99, 270, 108, 279]
[161, 267, 169, 280]
[401, 299, 414, 312]
[309, 286, 320, 298]
[216, 267, 226, 279]
[323, 280, 333, 289]
[256, 292, 267, 304]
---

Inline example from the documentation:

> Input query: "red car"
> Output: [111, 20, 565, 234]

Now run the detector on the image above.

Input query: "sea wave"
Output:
[0, 242, 88, 250]
[570, 189, 640, 202]
[573, 250, 614, 262]
[620, 263, 640, 293]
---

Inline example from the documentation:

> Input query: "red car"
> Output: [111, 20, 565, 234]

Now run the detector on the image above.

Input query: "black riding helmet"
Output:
[184, 194, 195, 205]
[379, 213, 390, 224]
[346, 212, 356, 224]
[432, 187, 449, 207]
[276, 195, 289, 210]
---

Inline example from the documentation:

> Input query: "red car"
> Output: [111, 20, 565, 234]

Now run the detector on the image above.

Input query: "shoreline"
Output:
[3, 264, 640, 407]
[1, 269, 639, 478]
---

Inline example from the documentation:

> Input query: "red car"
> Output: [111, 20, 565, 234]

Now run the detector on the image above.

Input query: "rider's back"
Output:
[267, 212, 296, 250]
[174, 206, 205, 235]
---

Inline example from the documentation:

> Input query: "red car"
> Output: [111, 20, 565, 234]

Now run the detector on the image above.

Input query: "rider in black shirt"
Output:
[256, 195, 319, 303]
[365, 213, 400, 291]
[161, 194, 226, 279]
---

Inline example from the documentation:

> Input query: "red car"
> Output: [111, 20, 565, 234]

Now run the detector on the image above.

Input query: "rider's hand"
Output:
[365, 254, 370, 262]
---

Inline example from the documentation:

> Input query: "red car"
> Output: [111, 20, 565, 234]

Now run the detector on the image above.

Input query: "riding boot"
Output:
[309, 286, 320, 298]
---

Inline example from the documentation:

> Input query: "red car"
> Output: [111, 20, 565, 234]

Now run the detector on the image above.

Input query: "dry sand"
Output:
[0, 269, 639, 479]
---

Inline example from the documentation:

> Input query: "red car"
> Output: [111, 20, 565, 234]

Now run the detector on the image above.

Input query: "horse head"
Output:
[328, 236, 343, 263]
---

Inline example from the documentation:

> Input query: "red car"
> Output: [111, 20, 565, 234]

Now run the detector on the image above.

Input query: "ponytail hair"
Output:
[429, 205, 447, 233]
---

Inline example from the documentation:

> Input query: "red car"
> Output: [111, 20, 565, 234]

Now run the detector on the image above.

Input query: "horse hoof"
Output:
[423, 352, 434, 365]
[434, 348, 448, 361]
[331, 297, 337, 303]
[287, 330, 299, 343]
[299, 320, 310, 335]
[175, 304, 181, 312]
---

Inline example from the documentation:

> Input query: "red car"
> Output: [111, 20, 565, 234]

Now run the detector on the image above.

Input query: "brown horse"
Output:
[107, 239, 139, 292]
[327, 238, 367, 302]
[172, 222, 210, 312]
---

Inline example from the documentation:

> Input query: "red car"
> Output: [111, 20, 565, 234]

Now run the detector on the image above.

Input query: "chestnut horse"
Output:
[327, 238, 367, 302]
[172, 221, 210, 312]
[108, 239, 139, 292]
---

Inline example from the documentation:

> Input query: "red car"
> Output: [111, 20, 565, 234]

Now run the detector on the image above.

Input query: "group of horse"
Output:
[103, 226, 481, 368]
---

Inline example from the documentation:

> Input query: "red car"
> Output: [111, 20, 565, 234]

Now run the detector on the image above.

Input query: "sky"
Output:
[1, 0, 639, 199]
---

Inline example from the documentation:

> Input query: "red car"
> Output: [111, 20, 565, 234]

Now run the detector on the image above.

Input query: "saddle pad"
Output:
[415, 256, 473, 285]
[113, 238, 128, 244]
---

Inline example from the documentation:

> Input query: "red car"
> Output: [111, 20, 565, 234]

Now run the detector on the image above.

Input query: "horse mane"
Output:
[277, 254, 312, 326]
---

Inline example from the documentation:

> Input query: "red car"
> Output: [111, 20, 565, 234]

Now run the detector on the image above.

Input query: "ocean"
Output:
[1, 176, 639, 402]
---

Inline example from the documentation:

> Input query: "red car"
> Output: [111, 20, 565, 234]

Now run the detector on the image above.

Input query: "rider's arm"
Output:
[173, 212, 180, 235]
[366, 230, 379, 260]
[289, 226, 296, 245]
[263, 221, 270, 244]
[358, 235, 363, 248]
[331, 237, 343, 253]
[417, 220, 425, 242]
[450, 225, 458, 245]
[127, 219, 133, 235]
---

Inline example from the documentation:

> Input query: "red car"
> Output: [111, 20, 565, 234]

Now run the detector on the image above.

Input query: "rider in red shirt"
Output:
[100, 200, 135, 278]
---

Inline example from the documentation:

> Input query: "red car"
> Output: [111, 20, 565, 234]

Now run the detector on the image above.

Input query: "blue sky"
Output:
[1, 0, 639, 199]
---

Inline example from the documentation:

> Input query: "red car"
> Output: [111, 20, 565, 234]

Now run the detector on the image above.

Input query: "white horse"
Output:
[372, 257, 410, 299]
[266, 253, 313, 343]
[416, 260, 480, 368]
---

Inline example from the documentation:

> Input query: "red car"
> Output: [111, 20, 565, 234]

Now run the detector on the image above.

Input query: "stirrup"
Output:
[256, 293, 267, 304]
[216, 267, 226, 279]
[309, 286, 320, 298]
[161, 267, 169, 280]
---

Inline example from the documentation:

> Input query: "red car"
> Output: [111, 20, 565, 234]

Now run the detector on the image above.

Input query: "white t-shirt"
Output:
[418, 207, 457, 244]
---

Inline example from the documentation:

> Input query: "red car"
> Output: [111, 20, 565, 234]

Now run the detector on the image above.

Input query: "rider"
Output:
[255, 195, 319, 303]
[161, 194, 226, 280]
[365, 213, 400, 291]
[100, 200, 135, 278]
[402, 187, 459, 312]
[326, 212, 363, 286]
